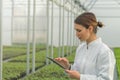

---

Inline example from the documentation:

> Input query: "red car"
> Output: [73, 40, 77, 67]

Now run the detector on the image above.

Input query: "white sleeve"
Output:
[80, 50, 116, 80]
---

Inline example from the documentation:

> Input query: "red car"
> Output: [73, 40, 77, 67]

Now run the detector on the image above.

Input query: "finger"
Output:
[55, 58, 64, 61]
[61, 58, 68, 62]
[55, 58, 68, 64]
[54, 57, 61, 61]
[62, 57, 67, 60]
[65, 70, 71, 73]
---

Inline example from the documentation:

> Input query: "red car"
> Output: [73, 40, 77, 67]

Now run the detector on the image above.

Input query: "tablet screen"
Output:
[47, 57, 66, 69]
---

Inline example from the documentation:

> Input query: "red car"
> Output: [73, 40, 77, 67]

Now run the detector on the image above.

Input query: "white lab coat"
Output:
[71, 38, 118, 80]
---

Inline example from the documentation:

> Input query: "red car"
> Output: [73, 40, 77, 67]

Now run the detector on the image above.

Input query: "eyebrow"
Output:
[75, 28, 81, 30]
[75, 29, 81, 32]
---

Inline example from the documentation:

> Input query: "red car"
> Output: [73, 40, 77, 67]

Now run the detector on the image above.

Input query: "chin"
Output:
[80, 39, 86, 42]
[79, 38, 83, 41]
[79, 39, 83, 41]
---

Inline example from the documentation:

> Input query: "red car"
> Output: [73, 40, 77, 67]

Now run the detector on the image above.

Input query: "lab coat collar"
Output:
[86, 38, 102, 49]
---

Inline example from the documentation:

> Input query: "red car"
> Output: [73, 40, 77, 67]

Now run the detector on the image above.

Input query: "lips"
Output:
[77, 36, 81, 40]
[78, 37, 81, 39]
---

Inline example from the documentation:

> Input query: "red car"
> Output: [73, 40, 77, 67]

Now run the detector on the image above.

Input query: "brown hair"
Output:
[74, 12, 104, 33]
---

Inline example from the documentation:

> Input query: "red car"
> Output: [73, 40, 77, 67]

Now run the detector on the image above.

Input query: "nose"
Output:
[76, 31, 79, 37]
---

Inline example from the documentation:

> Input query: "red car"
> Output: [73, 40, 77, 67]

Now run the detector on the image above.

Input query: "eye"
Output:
[76, 29, 81, 32]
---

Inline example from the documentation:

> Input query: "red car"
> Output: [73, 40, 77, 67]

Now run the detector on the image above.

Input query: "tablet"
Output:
[47, 57, 66, 69]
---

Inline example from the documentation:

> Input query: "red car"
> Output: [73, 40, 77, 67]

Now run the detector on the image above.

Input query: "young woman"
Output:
[55, 12, 118, 80]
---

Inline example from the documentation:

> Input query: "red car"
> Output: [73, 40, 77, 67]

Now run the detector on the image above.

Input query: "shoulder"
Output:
[99, 42, 112, 53]
[98, 42, 115, 60]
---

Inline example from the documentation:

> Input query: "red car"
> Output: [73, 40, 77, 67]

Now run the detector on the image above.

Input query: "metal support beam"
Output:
[11, 0, 14, 44]
[51, 0, 54, 60]
[49, 0, 84, 15]
[73, 14, 75, 47]
[26, 0, 30, 75]
[66, 9, 70, 56]
[32, 0, 36, 73]
[62, 0, 65, 57]
[0, 0, 3, 79]
[87, 0, 98, 11]
[70, 0, 73, 54]
[58, 0, 62, 57]
[46, 0, 50, 65]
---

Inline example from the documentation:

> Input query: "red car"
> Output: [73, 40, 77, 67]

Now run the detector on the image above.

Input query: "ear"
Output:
[88, 26, 93, 32]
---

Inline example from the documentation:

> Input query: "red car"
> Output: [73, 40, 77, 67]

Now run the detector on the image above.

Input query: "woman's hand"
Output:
[65, 70, 80, 80]
[54, 57, 70, 69]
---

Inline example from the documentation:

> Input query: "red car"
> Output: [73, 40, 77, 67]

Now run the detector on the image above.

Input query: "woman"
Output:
[55, 12, 118, 80]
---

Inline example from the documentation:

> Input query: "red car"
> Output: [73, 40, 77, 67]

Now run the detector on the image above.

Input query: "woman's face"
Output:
[74, 23, 91, 42]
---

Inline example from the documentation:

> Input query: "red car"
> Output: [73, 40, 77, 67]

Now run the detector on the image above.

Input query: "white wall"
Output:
[2, 0, 120, 47]
[2, 0, 47, 45]
[91, 5, 120, 47]
[2, 0, 12, 45]
[48, 2, 75, 47]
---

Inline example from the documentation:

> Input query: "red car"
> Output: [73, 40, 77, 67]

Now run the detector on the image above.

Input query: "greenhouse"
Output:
[0, 0, 120, 80]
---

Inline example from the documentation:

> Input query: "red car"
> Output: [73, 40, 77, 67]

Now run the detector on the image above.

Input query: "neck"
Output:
[86, 33, 97, 45]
